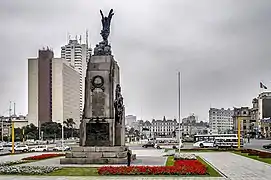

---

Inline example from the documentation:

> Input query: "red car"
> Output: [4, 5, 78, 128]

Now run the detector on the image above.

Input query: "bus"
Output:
[214, 137, 244, 148]
[194, 134, 238, 143]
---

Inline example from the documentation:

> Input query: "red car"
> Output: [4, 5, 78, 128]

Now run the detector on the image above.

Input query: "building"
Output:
[181, 114, 209, 136]
[125, 115, 136, 126]
[61, 38, 92, 118]
[0, 115, 28, 138]
[232, 107, 253, 136]
[257, 92, 271, 137]
[138, 117, 177, 138]
[52, 58, 81, 127]
[28, 49, 81, 128]
[209, 108, 234, 134]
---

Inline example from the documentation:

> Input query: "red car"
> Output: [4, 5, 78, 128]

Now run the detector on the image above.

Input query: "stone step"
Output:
[71, 146, 127, 152]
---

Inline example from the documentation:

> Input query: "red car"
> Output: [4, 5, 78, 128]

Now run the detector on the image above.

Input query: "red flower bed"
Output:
[98, 160, 207, 175]
[22, 153, 64, 161]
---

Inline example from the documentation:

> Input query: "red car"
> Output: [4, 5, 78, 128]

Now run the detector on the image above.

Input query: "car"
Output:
[142, 142, 155, 148]
[30, 145, 48, 152]
[3, 144, 12, 152]
[193, 141, 214, 148]
[53, 145, 70, 151]
[263, 144, 271, 149]
[15, 145, 29, 152]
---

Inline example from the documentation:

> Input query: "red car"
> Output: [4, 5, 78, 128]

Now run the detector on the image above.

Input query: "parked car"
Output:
[263, 144, 271, 149]
[53, 144, 70, 151]
[3, 144, 12, 152]
[0, 145, 3, 151]
[15, 145, 29, 152]
[30, 145, 48, 152]
[193, 141, 214, 148]
[142, 142, 155, 148]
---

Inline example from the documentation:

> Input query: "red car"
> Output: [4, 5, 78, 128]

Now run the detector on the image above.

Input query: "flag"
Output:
[260, 82, 267, 89]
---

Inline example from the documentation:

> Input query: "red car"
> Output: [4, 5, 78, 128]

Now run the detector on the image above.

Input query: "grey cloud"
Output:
[0, 0, 271, 121]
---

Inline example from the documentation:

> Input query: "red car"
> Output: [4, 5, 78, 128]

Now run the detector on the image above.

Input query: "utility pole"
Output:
[8, 101, 12, 142]
[1, 116, 3, 142]
[62, 120, 64, 153]
[11, 121, 15, 154]
[13, 102, 16, 116]
[178, 72, 182, 153]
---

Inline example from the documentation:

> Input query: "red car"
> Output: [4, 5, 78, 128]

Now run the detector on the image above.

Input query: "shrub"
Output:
[0, 166, 61, 175]
[174, 153, 197, 160]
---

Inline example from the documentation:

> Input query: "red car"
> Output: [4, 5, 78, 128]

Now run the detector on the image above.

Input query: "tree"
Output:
[24, 123, 38, 140]
[41, 122, 62, 140]
[64, 118, 76, 138]
[128, 127, 135, 135]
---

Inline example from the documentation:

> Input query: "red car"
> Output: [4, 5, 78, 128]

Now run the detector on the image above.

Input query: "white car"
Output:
[53, 145, 70, 151]
[30, 145, 48, 152]
[3, 144, 12, 152]
[15, 145, 29, 152]
[193, 141, 214, 148]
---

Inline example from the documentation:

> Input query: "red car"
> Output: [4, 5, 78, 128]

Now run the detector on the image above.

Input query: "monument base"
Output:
[60, 146, 136, 165]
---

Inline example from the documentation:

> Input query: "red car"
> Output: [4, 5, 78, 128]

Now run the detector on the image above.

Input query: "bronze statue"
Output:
[100, 9, 114, 41]
[114, 84, 124, 125]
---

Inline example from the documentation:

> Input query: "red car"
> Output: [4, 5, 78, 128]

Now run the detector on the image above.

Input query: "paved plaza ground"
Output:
[0, 147, 271, 179]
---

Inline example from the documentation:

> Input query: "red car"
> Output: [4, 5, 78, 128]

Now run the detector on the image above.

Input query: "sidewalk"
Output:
[198, 152, 271, 180]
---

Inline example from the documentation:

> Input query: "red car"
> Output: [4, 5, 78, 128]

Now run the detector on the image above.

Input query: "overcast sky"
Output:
[0, 0, 271, 121]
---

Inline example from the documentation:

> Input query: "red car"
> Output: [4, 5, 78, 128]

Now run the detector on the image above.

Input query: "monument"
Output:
[60, 9, 135, 164]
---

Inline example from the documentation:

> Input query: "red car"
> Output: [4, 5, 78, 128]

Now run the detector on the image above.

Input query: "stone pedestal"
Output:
[60, 146, 136, 164]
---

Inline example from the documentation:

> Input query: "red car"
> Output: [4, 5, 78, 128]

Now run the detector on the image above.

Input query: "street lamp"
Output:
[177, 72, 182, 153]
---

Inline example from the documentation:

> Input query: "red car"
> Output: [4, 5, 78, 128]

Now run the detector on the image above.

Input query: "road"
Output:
[244, 139, 271, 152]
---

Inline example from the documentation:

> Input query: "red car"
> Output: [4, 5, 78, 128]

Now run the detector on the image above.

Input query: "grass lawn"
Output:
[165, 156, 174, 166]
[48, 167, 98, 176]
[233, 151, 271, 164]
[165, 156, 221, 177]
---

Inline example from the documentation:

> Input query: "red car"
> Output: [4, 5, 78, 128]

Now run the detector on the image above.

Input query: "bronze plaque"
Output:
[92, 91, 105, 117]
[86, 122, 110, 146]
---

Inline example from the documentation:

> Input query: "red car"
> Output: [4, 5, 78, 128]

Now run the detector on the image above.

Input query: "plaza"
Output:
[0, 144, 270, 179]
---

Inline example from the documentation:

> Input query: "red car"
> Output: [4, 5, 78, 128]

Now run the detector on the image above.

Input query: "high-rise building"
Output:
[209, 108, 234, 134]
[61, 37, 92, 118]
[28, 49, 80, 128]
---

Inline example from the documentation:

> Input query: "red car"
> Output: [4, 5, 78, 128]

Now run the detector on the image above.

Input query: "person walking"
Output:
[127, 149, 131, 166]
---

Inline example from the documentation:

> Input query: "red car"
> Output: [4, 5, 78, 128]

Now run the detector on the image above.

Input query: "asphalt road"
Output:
[244, 139, 271, 152]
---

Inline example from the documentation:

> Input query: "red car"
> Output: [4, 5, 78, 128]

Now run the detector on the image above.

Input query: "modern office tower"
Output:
[61, 35, 92, 118]
[28, 49, 80, 128]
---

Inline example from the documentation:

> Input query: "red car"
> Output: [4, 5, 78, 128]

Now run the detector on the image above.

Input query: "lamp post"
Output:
[62, 120, 64, 153]
[178, 72, 182, 153]
[237, 117, 241, 149]
[11, 121, 15, 154]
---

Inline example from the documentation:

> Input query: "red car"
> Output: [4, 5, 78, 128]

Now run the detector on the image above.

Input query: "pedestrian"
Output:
[127, 149, 131, 166]
[248, 136, 250, 143]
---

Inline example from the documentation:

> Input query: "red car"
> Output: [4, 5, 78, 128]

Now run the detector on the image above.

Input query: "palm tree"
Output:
[64, 118, 76, 138]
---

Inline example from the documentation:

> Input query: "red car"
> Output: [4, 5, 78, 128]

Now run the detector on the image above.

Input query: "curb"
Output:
[199, 156, 228, 178]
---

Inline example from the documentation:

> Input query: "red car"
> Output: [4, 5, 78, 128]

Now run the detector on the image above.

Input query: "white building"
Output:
[138, 117, 177, 138]
[52, 58, 81, 128]
[209, 108, 234, 134]
[125, 115, 136, 126]
[61, 38, 92, 118]
[28, 49, 80, 128]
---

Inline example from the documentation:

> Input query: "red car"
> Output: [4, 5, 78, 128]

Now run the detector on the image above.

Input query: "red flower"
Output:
[98, 159, 207, 175]
[22, 153, 64, 161]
